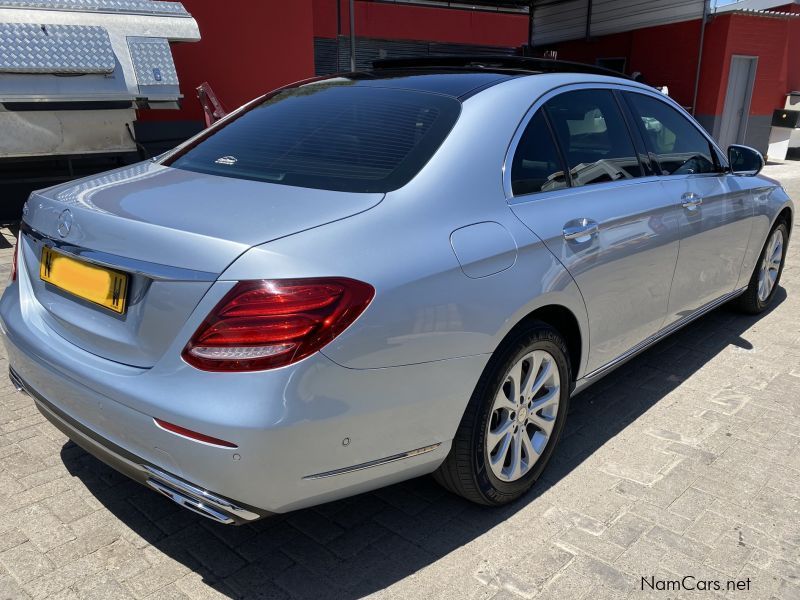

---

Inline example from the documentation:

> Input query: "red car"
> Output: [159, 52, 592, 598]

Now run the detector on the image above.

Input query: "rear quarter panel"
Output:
[221, 76, 593, 375]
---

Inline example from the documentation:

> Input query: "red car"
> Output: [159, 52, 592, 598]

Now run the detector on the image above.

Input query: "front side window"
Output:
[544, 89, 643, 188]
[511, 111, 568, 196]
[165, 83, 461, 193]
[624, 92, 719, 176]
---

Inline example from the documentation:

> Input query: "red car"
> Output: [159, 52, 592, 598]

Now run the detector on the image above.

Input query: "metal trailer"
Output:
[0, 0, 200, 217]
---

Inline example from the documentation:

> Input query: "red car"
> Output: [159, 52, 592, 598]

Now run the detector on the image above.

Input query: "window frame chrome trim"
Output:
[502, 81, 731, 202]
[620, 88, 729, 177]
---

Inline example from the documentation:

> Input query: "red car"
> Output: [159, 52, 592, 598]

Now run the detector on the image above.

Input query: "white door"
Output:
[718, 56, 758, 150]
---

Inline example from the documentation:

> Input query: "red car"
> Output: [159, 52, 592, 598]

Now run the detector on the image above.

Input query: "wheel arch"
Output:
[499, 304, 583, 384]
[777, 205, 793, 236]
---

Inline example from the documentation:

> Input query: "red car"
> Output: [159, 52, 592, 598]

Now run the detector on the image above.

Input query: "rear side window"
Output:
[511, 111, 568, 196]
[166, 83, 461, 193]
[624, 92, 719, 176]
[544, 89, 643, 187]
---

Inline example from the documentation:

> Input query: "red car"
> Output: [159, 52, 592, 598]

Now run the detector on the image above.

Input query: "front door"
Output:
[622, 90, 754, 324]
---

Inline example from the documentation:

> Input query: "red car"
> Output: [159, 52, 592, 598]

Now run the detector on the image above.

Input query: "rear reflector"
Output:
[182, 278, 374, 372]
[154, 418, 238, 448]
[9, 239, 18, 282]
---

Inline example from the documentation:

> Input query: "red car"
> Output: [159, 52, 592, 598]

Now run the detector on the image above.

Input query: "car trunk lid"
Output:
[20, 161, 383, 368]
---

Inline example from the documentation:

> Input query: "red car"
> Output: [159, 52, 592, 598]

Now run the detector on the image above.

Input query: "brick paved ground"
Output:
[0, 163, 799, 600]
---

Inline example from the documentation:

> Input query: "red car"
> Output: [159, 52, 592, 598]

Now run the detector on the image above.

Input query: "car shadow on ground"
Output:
[0, 221, 19, 249]
[60, 289, 786, 599]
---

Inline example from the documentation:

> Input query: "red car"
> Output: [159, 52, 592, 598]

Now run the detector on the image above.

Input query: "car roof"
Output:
[335, 70, 522, 99]
[326, 56, 631, 100]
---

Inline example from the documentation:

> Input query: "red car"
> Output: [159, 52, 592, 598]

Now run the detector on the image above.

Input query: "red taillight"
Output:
[10, 239, 18, 282]
[182, 278, 374, 371]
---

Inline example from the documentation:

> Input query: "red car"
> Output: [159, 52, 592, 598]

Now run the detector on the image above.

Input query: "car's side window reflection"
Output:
[624, 92, 719, 176]
[544, 89, 643, 188]
[511, 111, 569, 196]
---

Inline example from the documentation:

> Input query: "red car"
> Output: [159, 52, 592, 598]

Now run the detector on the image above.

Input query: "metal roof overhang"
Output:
[374, 1, 530, 13]
[529, 0, 707, 46]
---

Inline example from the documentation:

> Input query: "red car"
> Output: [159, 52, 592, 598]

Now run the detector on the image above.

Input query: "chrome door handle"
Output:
[681, 192, 703, 209]
[563, 218, 599, 242]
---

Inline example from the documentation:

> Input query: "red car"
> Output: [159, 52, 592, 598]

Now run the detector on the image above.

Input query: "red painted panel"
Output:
[694, 16, 731, 116]
[789, 19, 800, 90]
[143, 0, 316, 121]
[542, 13, 794, 118]
[313, 0, 528, 46]
[544, 20, 703, 110]
[719, 14, 790, 115]
[630, 20, 702, 111]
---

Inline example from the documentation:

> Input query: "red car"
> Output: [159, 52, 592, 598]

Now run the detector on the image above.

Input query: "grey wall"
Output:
[695, 114, 770, 156]
[743, 115, 772, 155]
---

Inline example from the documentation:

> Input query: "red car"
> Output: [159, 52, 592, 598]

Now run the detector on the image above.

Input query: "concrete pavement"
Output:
[0, 162, 798, 600]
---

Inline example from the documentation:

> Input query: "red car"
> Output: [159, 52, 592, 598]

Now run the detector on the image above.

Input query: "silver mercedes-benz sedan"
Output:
[1, 57, 793, 524]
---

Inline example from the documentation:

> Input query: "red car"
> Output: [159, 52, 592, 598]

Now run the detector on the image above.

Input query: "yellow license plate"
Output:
[40, 247, 129, 314]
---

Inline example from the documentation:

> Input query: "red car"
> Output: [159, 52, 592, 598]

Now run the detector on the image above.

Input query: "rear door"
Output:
[622, 91, 754, 322]
[508, 87, 682, 374]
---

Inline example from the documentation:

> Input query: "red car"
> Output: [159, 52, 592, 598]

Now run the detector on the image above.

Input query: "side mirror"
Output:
[728, 144, 764, 176]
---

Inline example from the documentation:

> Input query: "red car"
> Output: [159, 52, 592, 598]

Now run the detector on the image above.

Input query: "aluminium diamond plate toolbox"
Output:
[0, 22, 116, 74]
[0, 0, 189, 16]
[0, 0, 199, 158]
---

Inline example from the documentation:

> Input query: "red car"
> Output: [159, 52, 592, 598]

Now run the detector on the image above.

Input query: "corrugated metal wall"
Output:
[532, 0, 706, 45]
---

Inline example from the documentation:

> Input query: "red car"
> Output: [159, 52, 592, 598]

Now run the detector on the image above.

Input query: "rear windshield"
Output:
[165, 82, 461, 193]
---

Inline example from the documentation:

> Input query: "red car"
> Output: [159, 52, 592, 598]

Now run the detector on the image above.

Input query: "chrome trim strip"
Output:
[20, 221, 218, 282]
[303, 443, 442, 480]
[582, 287, 747, 381]
[502, 81, 729, 202]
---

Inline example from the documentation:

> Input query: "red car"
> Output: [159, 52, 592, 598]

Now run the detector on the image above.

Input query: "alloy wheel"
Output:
[758, 228, 784, 302]
[486, 350, 561, 482]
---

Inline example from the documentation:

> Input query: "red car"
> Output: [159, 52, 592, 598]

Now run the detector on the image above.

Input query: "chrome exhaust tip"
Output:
[142, 465, 260, 524]
[146, 478, 235, 525]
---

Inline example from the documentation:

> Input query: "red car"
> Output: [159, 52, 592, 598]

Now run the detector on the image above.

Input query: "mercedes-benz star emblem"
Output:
[57, 210, 73, 238]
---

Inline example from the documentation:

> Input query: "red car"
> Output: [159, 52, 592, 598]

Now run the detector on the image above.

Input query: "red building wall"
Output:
[147, 1, 793, 154]
[788, 19, 800, 91]
[717, 14, 790, 114]
[546, 13, 793, 121]
[147, 0, 528, 123]
[547, 20, 707, 111]
[312, 0, 528, 46]
[147, 0, 316, 122]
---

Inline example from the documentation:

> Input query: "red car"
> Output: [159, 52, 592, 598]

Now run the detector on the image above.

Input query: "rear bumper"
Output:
[0, 278, 484, 518]
[10, 367, 264, 525]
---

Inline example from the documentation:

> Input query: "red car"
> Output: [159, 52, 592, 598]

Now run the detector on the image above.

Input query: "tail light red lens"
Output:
[182, 278, 374, 371]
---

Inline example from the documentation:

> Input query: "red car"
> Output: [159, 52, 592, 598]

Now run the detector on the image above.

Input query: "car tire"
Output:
[733, 221, 789, 315]
[434, 322, 571, 506]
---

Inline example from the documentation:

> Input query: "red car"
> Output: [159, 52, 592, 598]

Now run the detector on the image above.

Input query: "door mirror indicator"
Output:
[728, 145, 764, 176]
